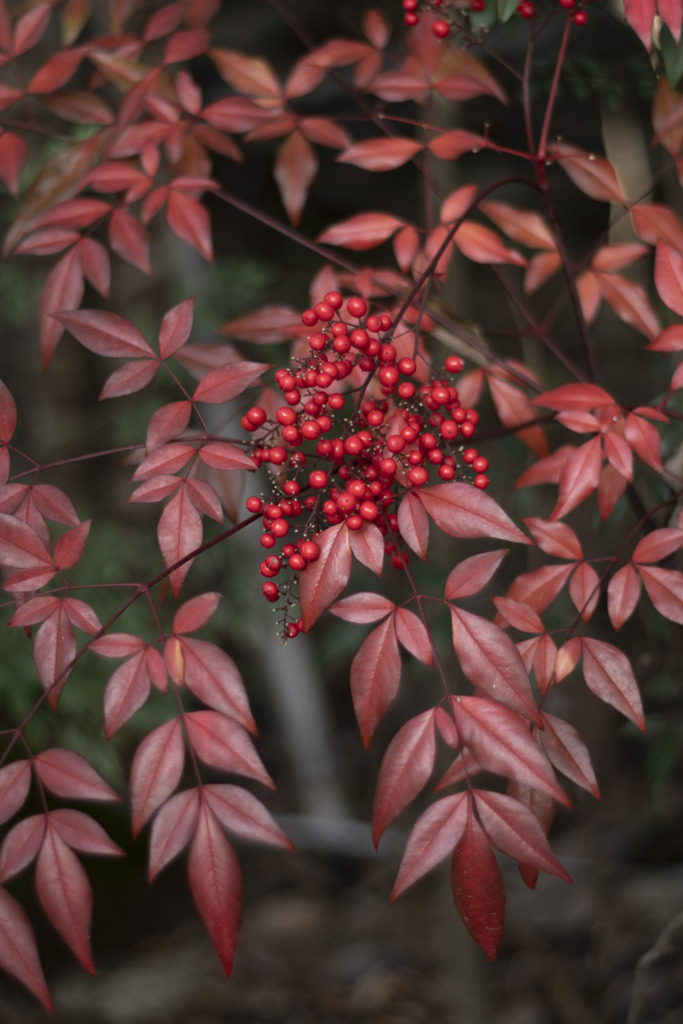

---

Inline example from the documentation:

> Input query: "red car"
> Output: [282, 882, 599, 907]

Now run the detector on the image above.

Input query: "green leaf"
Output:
[661, 25, 683, 90]
[496, 0, 520, 23]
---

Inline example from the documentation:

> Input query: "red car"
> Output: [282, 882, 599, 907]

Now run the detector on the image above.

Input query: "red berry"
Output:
[301, 309, 318, 326]
[398, 382, 416, 399]
[260, 533, 276, 549]
[262, 582, 279, 602]
[359, 500, 379, 521]
[285, 622, 299, 638]
[472, 456, 489, 473]
[517, 0, 534, 15]
[408, 466, 428, 486]
[379, 366, 399, 387]
[328, 393, 345, 410]
[473, 474, 489, 489]
[246, 406, 267, 427]
[309, 470, 329, 489]
[440, 420, 459, 440]
[346, 514, 363, 530]
[289, 553, 306, 571]
[379, 457, 397, 478]
[350, 328, 368, 349]
[246, 496, 263, 513]
[366, 315, 382, 332]
[432, 19, 450, 38]
[300, 540, 320, 561]
[346, 296, 368, 318]
[314, 301, 335, 322]
[324, 291, 343, 309]
[404, 11, 419, 24]
[439, 464, 455, 480]
[402, 0, 418, 8]
[379, 315, 392, 331]
[462, 448, 478, 464]
[460, 421, 475, 438]
[397, 357, 416, 376]
[572, 8, 587, 23]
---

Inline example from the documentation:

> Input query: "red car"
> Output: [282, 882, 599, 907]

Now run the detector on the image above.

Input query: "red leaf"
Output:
[453, 696, 567, 804]
[34, 608, 76, 706]
[108, 208, 151, 274]
[492, 597, 544, 634]
[56, 309, 153, 358]
[474, 790, 571, 881]
[444, 549, 508, 600]
[100, 358, 158, 399]
[8, 595, 59, 628]
[131, 718, 185, 836]
[350, 617, 401, 748]
[12, 3, 51, 55]
[595, 271, 659, 339]
[633, 527, 683, 564]
[654, 241, 683, 315]
[397, 491, 429, 560]
[40, 247, 84, 367]
[146, 401, 192, 451]
[551, 436, 602, 520]
[336, 137, 422, 171]
[188, 801, 241, 974]
[158, 297, 195, 359]
[624, 412, 663, 472]
[603, 431, 633, 480]
[480, 200, 555, 251]
[193, 361, 269, 403]
[348, 521, 384, 575]
[420, 483, 530, 545]
[0, 762, 31, 827]
[34, 749, 119, 802]
[28, 47, 85, 93]
[299, 522, 352, 631]
[607, 564, 641, 631]
[0, 132, 28, 196]
[638, 564, 683, 625]
[0, 816, 46, 882]
[568, 562, 600, 621]
[372, 709, 437, 847]
[454, 222, 525, 266]
[317, 212, 404, 250]
[0, 379, 17, 444]
[204, 784, 295, 850]
[330, 591, 395, 623]
[36, 826, 94, 973]
[103, 650, 152, 740]
[623, 0, 656, 47]
[428, 129, 487, 160]
[132, 442, 194, 480]
[0, 887, 52, 1011]
[210, 47, 281, 100]
[164, 27, 210, 63]
[158, 486, 203, 597]
[533, 382, 614, 411]
[198, 441, 256, 471]
[48, 810, 124, 857]
[299, 116, 351, 149]
[450, 606, 541, 723]
[273, 130, 317, 226]
[523, 517, 582, 559]
[184, 710, 273, 787]
[78, 237, 110, 299]
[451, 802, 505, 962]
[220, 305, 299, 343]
[597, 462, 628, 520]
[516, 445, 577, 489]
[179, 638, 256, 733]
[148, 788, 201, 881]
[540, 712, 600, 799]
[487, 375, 548, 455]
[581, 638, 645, 730]
[91, 633, 146, 658]
[0, 512, 53, 568]
[173, 592, 221, 634]
[390, 793, 468, 900]
[548, 142, 625, 204]
[54, 519, 90, 570]
[166, 190, 213, 262]
[394, 607, 432, 664]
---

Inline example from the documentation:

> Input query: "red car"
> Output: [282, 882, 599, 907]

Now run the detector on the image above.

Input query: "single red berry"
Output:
[246, 406, 267, 427]
[301, 309, 318, 326]
[469, 0, 484, 9]
[379, 366, 399, 387]
[386, 434, 405, 453]
[466, 409, 479, 424]
[460, 421, 475, 438]
[366, 315, 382, 332]
[472, 456, 489, 473]
[300, 540, 321, 561]
[366, 409, 385, 427]
[401, 426, 418, 443]
[328, 393, 345, 410]
[346, 514, 364, 530]
[404, 11, 419, 24]
[262, 582, 279, 602]
[473, 474, 489, 489]
[462, 448, 478, 464]
[439, 464, 455, 480]
[379, 315, 392, 331]
[276, 406, 297, 425]
[350, 328, 369, 349]
[344, 436, 364, 455]
[380, 344, 396, 363]
[260, 533, 276, 549]
[432, 19, 450, 38]
[402, 0, 418, 8]
[246, 496, 263, 513]
[284, 481, 301, 496]
[285, 622, 299, 638]
[407, 450, 424, 466]
[314, 301, 335, 322]
[284, 389, 301, 407]
[317, 415, 332, 433]
[408, 466, 429, 486]
[440, 420, 459, 440]
[281, 426, 302, 445]
[271, 518, 289, 537]
[379, 457, 398, 478]
[398, 382, 416, 399]
[309, 470, 329, 489]
[324, 291, 343, 309]
[391, 552, 406, 570]
[346, 296, 368, 318]
[397, 357, 416, 376]
[301, 421, 321, 440]
[289, 553, 306, 571]
[359, 500, 379, 521]
[572, 8, 587, 23]
[331, 321, 348, 336]
[333, 336, 351, 353]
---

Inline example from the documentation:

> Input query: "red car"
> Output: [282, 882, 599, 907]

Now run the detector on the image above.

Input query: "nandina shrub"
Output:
[0, 0, 682, 1011]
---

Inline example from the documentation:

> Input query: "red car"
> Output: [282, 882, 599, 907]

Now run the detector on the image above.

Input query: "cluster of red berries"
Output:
[242, 291, 488, 635]
[401, 0, 590, 32]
